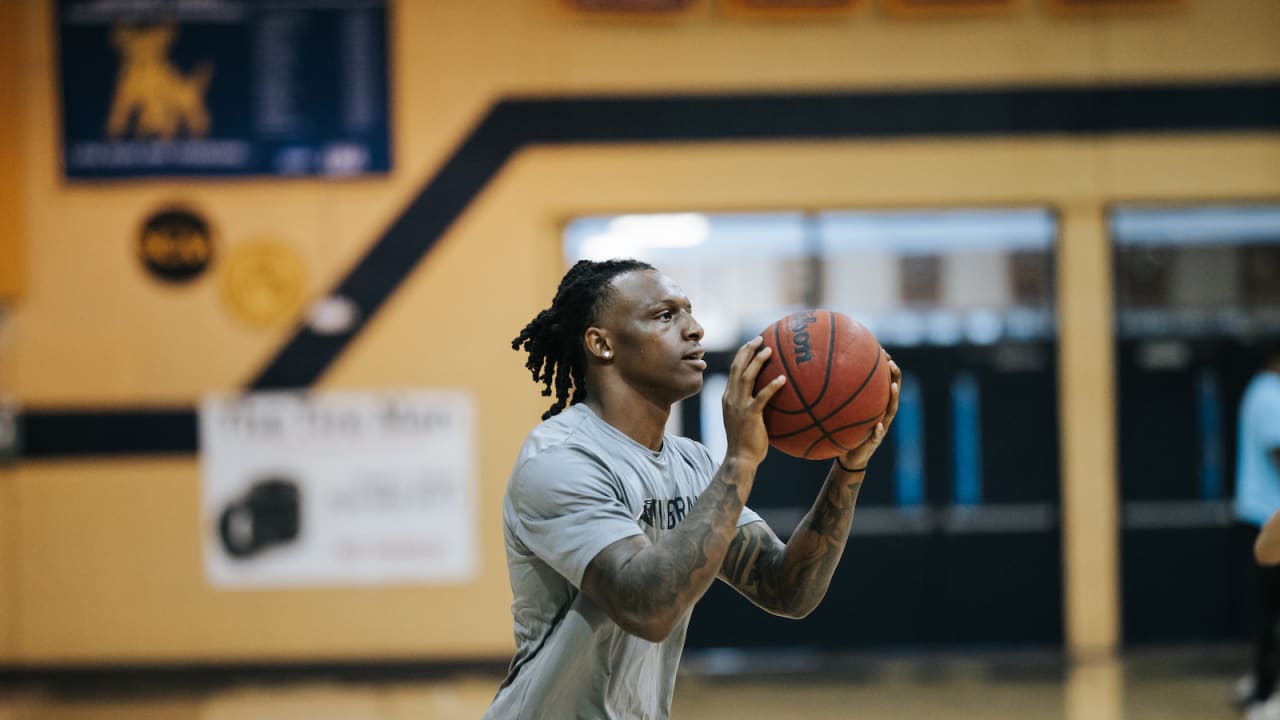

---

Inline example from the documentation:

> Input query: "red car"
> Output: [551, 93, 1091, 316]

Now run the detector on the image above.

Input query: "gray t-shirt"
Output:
[484, 403, 761, 720]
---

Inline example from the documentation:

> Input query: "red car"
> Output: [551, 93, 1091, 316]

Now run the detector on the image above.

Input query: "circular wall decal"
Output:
[220, 238, 308, 328]
[138, 206, 214, 284]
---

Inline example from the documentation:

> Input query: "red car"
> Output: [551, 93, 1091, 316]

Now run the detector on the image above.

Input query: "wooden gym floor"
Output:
[0, 645, 1250, 719]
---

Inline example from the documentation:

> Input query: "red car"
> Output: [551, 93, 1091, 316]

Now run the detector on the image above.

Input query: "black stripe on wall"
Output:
[250, 81, 1280, 391]
[20, 409, 198, 458]
[20, 80, 1280, 458]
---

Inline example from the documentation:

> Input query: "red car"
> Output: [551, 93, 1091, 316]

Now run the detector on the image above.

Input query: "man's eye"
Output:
[658, 311, 673, 320]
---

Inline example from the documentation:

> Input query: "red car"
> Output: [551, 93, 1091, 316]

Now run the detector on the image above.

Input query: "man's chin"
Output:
[677, 376, 704, 401]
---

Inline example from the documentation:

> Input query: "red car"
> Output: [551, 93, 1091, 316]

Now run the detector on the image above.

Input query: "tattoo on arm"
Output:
[722, 481, 859, 618]
[722, 522, 785, 611]
[582, 473, 749, 642]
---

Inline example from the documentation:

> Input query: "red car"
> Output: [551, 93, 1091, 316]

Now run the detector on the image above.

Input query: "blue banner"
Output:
[59, 0, 390, 179]
[951, 371, 982, 506]
[894, 371, 925, 508]
[1195, 368, 1223, 500]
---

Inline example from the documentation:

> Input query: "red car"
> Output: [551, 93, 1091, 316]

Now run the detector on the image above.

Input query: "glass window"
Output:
[564, 207, 1057, 351]
[1112, 204, 1280, 338]
[1111, 203, 1280, 644]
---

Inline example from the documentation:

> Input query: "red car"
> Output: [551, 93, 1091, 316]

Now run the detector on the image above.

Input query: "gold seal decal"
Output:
[220, 239, 308, 328]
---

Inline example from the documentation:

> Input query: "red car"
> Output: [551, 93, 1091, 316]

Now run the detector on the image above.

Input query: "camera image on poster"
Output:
[218, 477, 301, 560]
[200, 390, 474, 589]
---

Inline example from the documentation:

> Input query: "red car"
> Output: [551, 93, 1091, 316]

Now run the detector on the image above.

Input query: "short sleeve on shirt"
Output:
[685, 439, 762, 529]
[509, 446, 645, 589]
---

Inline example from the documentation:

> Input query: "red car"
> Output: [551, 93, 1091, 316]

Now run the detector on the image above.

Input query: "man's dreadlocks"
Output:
[512, 258, 655, 420]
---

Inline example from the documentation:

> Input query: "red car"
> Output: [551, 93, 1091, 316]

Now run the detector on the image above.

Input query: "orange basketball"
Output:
[753, 309, 892, 460]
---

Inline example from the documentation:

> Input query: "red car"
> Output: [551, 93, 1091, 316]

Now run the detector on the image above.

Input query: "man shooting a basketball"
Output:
[485, 259, 901, 719]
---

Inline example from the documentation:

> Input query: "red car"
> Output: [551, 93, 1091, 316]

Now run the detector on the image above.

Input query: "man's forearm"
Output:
[790, 469, 862, 598]
[583, 456, 757, 641]
[729, 368, 896, 619]
[721, 465, 861, 619]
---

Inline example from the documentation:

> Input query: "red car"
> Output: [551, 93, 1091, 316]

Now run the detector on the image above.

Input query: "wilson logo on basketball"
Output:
[755, 309, 892, 459]
[790, 311, 818, 363]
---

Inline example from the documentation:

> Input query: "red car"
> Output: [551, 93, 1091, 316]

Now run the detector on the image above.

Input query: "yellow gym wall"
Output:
[0, 0, 23, 305]
[0, 0, 24, 661]
[1, 0, 1279, 664]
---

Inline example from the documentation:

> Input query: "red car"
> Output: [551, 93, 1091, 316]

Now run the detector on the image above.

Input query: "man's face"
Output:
[597, 270, 707, 404]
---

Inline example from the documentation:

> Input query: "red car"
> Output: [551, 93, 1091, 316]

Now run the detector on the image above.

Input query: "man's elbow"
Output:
[618, 613, 679, 643]
[779, 602, 818, 621]
[762, 593, 821, 620]
[783, 588, 828, 620]
[632, 623, 677, 644]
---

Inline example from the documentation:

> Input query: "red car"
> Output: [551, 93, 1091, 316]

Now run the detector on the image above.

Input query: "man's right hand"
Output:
[721, 336, 786, 468]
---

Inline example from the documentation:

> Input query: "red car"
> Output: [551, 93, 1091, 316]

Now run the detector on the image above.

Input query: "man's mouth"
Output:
[683, 349, 706, 369]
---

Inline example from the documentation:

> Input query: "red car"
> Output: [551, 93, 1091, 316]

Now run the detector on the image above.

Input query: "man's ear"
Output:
[584, 327, 613, 361]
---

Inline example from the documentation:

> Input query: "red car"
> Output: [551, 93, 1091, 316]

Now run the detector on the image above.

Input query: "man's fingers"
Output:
[883, 380, 901, 423]
[750, 374, 786, 411]
[743, 343, 773, 381]
[728, 336, 765, 378]
[861, 420, 887, 452]
[881, 361, 902, 425]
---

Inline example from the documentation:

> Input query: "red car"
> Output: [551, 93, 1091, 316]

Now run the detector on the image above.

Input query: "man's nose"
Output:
[685, 316, 704, 341]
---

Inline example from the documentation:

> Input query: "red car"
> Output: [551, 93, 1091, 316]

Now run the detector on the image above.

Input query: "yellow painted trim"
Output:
[0, 0, 25, 301]
[1066, 656, 1124, 720]
[1057, 203, 1120, 658]
[0, 467, 14, 660]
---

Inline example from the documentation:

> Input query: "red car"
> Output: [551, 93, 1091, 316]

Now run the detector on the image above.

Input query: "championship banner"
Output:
[58, 0, 390, 179]
[882, 0, 1020, 17]
[720, 0, 862, 17]
[561, 0, 701, 11]
[1048, 0, 1181, 13]
[199, 390, 475, 589]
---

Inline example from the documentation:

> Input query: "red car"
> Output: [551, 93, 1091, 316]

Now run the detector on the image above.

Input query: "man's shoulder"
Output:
[519, 405, 604, 458]
[506, 443, 621, 520]
[511, 408, 615, 492]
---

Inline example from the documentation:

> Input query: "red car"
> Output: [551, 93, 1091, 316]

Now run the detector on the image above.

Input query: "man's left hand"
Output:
[837, 357, 901, 479]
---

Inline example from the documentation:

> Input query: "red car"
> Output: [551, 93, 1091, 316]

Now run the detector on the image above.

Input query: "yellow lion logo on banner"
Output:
[106, 25, 214, 140]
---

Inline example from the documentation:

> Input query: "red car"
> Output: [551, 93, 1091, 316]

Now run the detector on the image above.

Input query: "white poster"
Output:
[199, 389, 475, 588]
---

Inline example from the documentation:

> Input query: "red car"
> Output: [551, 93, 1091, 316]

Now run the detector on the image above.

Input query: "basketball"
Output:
[753, 309, 892, 460]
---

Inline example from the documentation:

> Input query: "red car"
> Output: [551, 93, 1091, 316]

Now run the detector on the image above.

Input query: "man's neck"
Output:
[584, 390, 671, 452]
